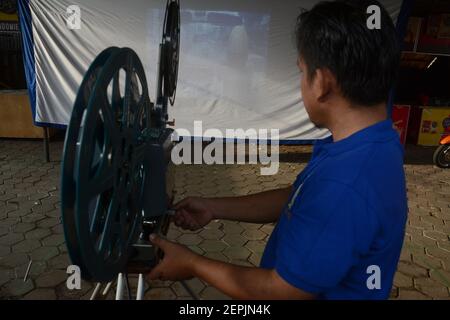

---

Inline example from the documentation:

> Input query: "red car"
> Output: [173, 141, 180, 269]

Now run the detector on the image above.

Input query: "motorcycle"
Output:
[433, 135, 450, 168]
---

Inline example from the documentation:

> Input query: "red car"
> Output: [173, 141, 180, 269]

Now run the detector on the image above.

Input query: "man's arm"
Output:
[209, 186, 292, 223]
[148, 234, 315, 300]
[174, 187, 292, 227]
[192, 255, 315, 300]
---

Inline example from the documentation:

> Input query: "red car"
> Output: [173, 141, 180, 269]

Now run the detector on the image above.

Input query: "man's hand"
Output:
[148, 234, 199, 281]
[148, 234, 315, 299]
[172, 187, 292, 229]
[172, 197, 215, 231]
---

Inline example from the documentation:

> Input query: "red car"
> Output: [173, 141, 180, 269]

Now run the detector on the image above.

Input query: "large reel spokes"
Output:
[61, 47, 120, 280]
[161, 0, 180, 105]
[62, 48, 152, 282]
[62, 0, 181, 285]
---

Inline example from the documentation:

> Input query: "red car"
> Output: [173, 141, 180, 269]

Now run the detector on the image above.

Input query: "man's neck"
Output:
[327, 102, 388, 142]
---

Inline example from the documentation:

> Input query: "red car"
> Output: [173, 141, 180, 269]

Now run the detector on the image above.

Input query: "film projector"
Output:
[61, 0, 193, 299]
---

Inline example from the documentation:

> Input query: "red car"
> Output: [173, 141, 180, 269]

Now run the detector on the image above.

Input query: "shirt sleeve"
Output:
[275, 178, 374, 295]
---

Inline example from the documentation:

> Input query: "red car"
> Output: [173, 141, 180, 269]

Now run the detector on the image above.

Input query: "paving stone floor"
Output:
[0, 136, 449, 300]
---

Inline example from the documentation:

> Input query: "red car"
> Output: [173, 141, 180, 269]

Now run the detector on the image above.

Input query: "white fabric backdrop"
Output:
[29, 0, 403, 140]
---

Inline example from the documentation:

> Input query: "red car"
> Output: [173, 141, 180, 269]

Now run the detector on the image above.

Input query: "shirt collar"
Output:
[314, 119, 398, 156]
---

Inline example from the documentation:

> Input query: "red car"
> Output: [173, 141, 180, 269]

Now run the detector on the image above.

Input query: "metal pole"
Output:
[23, 259, 32, 282]
[180, 280, 200, 300]
[156, 43, 162, 102]
[136, 274, 145, 300]
[43, 127, 50, 162]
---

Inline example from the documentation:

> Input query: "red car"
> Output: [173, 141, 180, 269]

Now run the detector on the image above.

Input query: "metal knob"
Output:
[166, 119, 176, 126]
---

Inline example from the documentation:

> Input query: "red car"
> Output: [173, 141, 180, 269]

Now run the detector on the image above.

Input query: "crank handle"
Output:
[166, 119, 176, 126]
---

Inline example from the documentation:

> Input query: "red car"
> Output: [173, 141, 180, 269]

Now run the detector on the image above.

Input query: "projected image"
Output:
[147, 8, 271, 106]
[181, 10, 270, 68]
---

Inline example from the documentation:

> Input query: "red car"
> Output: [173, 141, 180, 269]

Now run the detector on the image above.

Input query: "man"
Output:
[148, 0, 407, 300]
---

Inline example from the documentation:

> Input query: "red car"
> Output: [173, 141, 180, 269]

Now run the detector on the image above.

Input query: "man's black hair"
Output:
[295, 0, 400, 106]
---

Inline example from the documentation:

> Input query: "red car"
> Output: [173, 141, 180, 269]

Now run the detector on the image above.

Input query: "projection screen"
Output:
[19, 0, 404, 141]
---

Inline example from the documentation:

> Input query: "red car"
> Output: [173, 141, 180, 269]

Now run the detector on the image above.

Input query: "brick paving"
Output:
[0, 136, 449, 300]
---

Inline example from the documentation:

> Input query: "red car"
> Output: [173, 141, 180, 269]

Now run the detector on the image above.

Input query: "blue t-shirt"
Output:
[260, 119, 408, 300]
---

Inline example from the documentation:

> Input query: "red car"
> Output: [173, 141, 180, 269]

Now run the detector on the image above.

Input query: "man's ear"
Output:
[311, 68, 335, 103]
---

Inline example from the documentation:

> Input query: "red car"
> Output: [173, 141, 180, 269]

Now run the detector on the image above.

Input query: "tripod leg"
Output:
[116, 273, 124, 300]
[90, 282, 102, 300]
[137, 274, 145, 300]
[102, 281, 113, 296]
